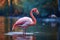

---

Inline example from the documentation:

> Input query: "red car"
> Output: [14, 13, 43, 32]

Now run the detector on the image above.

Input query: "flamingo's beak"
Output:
[36, 10, 39, 15]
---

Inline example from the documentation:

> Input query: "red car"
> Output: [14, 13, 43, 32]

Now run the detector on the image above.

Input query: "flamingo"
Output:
[12, 8, 39, 30]
[12, 8, 39, 38]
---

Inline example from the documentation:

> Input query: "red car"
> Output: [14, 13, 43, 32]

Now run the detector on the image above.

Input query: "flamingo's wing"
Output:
[20, 17, 34, 26]
[15, 21, 26, 26]
[15, 17, 33, 25]
[12, 21, 26, 30]
[12, 17, 33, 29]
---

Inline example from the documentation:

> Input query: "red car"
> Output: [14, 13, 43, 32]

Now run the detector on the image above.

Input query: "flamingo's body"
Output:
[12, 8, 39, 30]
[13, 17, 34, 29]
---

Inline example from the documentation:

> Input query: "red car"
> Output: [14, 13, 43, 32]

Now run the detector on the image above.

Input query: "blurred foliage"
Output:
[0, 0, 58, 17]
[0, 0, 8, 16]
[13, 0, 57, 17]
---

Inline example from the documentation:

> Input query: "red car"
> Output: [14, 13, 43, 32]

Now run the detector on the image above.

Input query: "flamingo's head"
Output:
[32, 8, 39, 15]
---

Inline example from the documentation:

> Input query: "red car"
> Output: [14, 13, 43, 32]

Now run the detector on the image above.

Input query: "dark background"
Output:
[0, 0, 59, 17]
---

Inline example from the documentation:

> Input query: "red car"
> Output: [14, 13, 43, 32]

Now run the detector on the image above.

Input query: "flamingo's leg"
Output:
[22, 28, 26, 38]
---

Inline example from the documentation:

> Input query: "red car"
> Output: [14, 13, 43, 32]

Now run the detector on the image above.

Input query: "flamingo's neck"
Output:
[30, 11, 36, 24]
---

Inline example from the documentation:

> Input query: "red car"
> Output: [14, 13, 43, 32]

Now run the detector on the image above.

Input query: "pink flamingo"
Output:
[12, 8, 39, 38]
[12, 8, 39, 31]
[12, 8, 39, 39]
